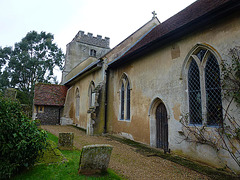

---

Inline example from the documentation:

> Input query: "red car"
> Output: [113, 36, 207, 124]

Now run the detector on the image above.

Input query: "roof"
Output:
[109, 0, 240, 67]
[64, 59, 102, 85]
[34, 84, 68, 106]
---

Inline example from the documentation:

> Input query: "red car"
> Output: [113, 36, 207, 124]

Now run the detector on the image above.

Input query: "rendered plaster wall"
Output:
[105, 17, 160, 63]
[107, 12, 240, 171]
[63, 68, 105, 134]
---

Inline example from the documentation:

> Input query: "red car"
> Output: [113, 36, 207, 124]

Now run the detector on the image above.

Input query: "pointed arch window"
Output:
[120, 82, 125, 120]
[126, 81, 131, 120]
[119, 73, 131, 121]
[187, 47, 222, 126]
[205, 54, 222, 125]
[89, 81, 95, 108]
[75, 88, 80, 118]
[188, 59, 202, 124]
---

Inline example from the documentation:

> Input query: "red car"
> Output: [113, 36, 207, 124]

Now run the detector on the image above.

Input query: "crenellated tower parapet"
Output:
[61, 30, 110, 84]
[73, 31, 110, 48]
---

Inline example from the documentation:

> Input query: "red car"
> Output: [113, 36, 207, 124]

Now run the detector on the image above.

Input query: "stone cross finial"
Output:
[152, 11, 157, 18]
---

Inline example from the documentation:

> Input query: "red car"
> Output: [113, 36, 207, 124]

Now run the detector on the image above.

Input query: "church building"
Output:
[33, 0, 240, 172]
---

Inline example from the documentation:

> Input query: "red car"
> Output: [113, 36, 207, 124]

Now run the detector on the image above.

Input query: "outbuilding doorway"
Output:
[156, 103, 168, 152]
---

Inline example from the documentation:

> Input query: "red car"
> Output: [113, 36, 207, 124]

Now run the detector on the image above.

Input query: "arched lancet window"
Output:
[188, 59, 202, 124]
[126, 81, 131, 120]
[119, 73, 131, 121]
[187, 46, 222, 126]
[89, 81, 95, 108]
[120, 82, 124, 120]
[205, 54, 222, 125]
[75, 88, 80, 118]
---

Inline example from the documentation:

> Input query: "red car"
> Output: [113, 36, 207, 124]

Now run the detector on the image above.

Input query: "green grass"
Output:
[12, 132, 122, 180]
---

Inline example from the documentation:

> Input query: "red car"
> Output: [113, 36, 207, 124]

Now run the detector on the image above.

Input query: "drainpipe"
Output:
[104, 68, 109, 134]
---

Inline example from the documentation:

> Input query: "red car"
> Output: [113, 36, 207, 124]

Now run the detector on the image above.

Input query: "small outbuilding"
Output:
[33, 83, 68, 125]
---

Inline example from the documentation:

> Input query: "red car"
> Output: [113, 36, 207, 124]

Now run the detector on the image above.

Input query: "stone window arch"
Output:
[119, 73, 131, 121]
[75, 88, 80, 118]
[88, 81, 95, 108]
[184, 44, 222, 126]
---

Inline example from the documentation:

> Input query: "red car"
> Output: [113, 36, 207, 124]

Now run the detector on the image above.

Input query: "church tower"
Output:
[61, 31, 110, 84]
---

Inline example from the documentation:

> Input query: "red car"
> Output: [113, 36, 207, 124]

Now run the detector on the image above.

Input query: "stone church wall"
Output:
[62, 67, 105, 134]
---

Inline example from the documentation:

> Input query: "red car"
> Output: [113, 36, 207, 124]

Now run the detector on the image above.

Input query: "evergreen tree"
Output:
[0, 31, 64, 103]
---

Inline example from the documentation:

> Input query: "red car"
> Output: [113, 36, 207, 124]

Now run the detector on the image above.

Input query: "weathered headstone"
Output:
[78, 144, 113, 175]
[58, 132, 74, 150]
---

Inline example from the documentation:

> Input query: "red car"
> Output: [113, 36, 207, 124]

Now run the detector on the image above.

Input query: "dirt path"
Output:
[41, 125, 209, 180]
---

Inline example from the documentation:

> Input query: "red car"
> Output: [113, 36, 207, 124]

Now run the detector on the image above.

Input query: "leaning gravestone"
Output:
[78, 144, 113, 175]
[58, 132, 74, 150]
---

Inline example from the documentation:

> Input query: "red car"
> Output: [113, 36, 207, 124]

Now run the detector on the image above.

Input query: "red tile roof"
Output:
[34, 83, 68, 106]
[120, 0, 239, 60]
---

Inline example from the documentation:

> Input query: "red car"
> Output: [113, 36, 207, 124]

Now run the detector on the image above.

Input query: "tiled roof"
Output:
[34, 83, 68, 106]
[121, 0, 238, 59]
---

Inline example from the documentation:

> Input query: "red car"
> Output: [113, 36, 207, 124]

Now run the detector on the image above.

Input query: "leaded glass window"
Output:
[119, 73, 131, 121]
[120, 82, 124, 120]
[126, 81, 131, 120]
[205, 54, 223, 126]
[188, 59, 202, 124]
[187, 46, 223, 126]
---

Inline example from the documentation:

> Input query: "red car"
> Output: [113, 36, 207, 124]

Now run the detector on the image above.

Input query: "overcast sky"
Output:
[0, 0, 196, 51]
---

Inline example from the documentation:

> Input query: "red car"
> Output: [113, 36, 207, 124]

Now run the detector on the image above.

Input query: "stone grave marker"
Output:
[78, 144, 113, 175]
[58, 132, 74, 150]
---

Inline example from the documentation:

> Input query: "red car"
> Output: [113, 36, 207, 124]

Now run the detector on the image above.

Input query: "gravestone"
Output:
[58, 132, 74, 150]
[78, 144, 113, 175]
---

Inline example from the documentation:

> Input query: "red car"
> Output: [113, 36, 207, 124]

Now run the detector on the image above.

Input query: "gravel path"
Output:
[41, 125, 210, 180]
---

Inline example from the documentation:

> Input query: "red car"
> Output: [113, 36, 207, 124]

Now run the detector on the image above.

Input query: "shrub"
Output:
[0, 94, 47, 179]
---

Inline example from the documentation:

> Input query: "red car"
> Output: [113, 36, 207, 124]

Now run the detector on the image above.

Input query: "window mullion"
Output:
[200, 64, 207, 125]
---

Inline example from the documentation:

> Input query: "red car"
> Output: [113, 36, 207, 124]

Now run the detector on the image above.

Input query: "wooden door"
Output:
[156, 103, 168, 152]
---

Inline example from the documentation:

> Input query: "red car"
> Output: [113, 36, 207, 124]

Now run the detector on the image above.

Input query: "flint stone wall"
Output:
[37, 106, 61, 125]
[78, 144, 113, 174]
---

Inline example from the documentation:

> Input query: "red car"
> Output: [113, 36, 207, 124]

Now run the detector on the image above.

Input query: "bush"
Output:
[0, 95, 47, 179]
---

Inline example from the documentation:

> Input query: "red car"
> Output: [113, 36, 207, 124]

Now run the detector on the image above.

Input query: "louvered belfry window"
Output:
[187, 47, 222, 126]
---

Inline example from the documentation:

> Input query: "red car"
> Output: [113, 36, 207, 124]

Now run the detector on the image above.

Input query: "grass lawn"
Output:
[12, 132, 122, 180]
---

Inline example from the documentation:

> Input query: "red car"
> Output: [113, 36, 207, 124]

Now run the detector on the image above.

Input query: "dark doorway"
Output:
[156, 103, 168, 152]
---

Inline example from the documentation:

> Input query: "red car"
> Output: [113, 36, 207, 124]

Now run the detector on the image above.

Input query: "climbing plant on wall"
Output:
[179, 46, 240, 174]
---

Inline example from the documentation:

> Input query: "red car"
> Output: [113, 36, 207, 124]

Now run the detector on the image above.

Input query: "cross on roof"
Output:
[152, 11, 157, 18]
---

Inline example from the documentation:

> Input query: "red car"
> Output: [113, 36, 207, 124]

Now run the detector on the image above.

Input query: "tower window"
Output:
[90, 49, 96, 57]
